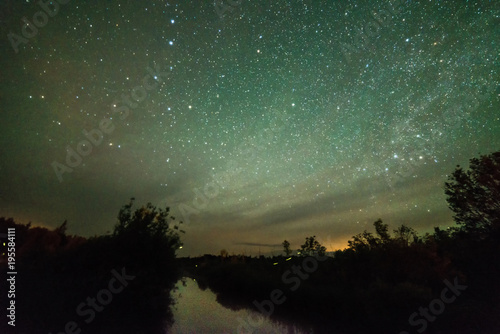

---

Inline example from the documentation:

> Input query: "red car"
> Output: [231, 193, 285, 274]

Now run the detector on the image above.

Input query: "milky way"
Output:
[0, 0, 498, 255]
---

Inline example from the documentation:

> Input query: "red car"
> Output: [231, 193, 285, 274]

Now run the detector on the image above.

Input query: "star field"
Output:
[0, 0, 498, 255]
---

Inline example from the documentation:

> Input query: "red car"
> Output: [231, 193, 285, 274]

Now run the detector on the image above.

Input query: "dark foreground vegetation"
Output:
[0, 199, 184, 334]
[181, 151, 500, 334]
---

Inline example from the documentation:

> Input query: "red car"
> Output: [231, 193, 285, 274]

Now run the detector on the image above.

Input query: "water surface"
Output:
[169, 278, 309, 334]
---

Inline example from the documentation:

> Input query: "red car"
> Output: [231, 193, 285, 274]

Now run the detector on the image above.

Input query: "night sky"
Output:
[0, 0, 498, 256]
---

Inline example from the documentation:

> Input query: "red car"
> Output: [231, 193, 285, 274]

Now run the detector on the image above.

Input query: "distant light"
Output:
[171, 19, 175, 24]
[169, 41, 173, 45]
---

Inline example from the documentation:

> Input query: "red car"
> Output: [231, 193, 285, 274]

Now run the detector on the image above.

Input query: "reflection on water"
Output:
[169, 278, 309, 334]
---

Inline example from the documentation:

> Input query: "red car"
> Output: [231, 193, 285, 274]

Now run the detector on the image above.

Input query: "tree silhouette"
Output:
[393, 224, 419, 246]
[113, 198, 184, 250]
[111, 198, 184, 284]
[282, 240, 292, 256]
[445, 151, 500, 239]
[348, 229, 379, 251]
[348, 219, 419, 251]
[298, 236, 326, 256]
[374, 218, 390, 243]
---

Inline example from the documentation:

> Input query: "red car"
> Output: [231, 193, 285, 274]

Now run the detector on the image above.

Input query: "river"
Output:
[168, 277, 310, 334]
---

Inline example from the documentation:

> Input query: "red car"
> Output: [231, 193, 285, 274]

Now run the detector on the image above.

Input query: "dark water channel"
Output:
[169, 277, 310, 334]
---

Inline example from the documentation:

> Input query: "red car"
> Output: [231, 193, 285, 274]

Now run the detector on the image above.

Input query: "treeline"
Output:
[182, 151, 500, 334]
[0, 199, 184, 334]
